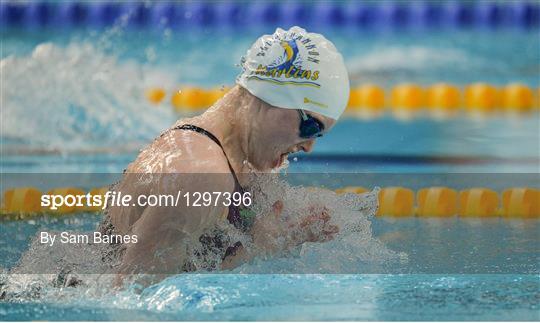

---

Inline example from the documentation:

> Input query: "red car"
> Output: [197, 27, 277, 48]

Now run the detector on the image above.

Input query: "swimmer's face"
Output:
[250, 103, 336, 170]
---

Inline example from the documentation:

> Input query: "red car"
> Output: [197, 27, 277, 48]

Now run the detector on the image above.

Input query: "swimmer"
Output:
[101, 26, 350, 284]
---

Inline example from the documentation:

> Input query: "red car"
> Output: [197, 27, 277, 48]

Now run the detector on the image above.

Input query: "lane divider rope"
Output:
[2, 1, 539, 29]
[146, 83, 539, 118]
[1, 186, 538, 219]
[335, 186, 539, 218]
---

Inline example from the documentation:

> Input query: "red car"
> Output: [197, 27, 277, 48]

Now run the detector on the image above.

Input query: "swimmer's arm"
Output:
[220, 239, 275, 270]
[221, 245, 251, 270]
[115, 172, 235, 284]
[114, 205, 193, 287]
[219, 202, 283, 269]
[115, 198, 230, 285]
[221, 202, 341, 269]
[250, 200, 339, 253]
[113, 128, 247, 285]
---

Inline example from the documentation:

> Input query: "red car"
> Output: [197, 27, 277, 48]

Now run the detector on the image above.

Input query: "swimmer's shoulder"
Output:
[159, 127, 236, 190]
[164, 128, 230, 169]
[124, 122, 235, 191]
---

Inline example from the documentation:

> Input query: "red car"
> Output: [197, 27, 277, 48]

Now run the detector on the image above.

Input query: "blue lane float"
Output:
[88, 2, 122, 27]
[476, 2, 503, 27]
[25, 1, 53, 27]
[410, 2, 445, 28]
[247, 2, 281, 26]
[214, 1, 247, 26]
[347, 3, 380, 28]
[1, 1, 539, 30]
[445, 1, 475, 27]
[123, 2, 151, 28]
[184, 1, 216, 26]
[379, 2, 411, 27]
[1, 2, 26, 27]
[150, 2, 177, 29]
[281, 1, 310, 27]
[56, 2, 88, 27]
[312, 2, 347, 27]
[508, 1, 540, 27]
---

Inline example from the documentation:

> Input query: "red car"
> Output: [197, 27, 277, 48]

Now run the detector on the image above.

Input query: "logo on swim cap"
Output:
[237, 26, 350, 120]
[247, 32, 322, 89]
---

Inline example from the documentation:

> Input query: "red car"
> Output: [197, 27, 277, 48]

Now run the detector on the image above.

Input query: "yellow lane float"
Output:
[458, 188, 499, 217]
[3, 185, 538, 219]
[465, 83, 500, 113]
[427, 83, 461, 112]
[171, 87, 211, 112]
[162, 84, 538, 118]
[2, 187, 42, 214]
[502, 83, 534, 113]
[377, 187, 415, 217]
[535, 87, 540, 110]
[391, 83, 425, 112]
[145, 87, 166, 105]
[502, 187, 540, 218]
[348, 84, 385, 112]
[417, 187, 458, 217]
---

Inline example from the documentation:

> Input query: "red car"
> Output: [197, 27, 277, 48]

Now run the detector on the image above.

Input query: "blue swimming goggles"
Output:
[298, 109, 325, 139]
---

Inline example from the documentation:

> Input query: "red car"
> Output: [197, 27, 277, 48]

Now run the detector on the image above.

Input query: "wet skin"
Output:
[108, 85, 339, 282]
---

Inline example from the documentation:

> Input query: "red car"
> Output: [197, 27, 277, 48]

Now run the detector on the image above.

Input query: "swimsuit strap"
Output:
[172, 124, 244, 193]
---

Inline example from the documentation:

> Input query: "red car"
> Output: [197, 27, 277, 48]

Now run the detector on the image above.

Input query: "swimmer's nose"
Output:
[299, 140, 315, 153]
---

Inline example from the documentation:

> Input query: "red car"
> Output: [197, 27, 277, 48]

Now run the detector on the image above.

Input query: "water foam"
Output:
[348, 46, 470, 72]
[231, 173, 402, 274]
[347, 46, 472, 84]
[1, 42, 177, 154]
[1, 175, 402, 303]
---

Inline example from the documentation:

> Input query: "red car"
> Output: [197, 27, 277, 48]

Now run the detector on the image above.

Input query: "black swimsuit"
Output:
[170, 124, 251, 259]
[171, 124, 247, 230]
[98, 124, 252, 269]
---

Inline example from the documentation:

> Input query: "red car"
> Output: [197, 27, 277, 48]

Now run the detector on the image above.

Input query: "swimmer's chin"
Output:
[248, 154, 289, 172]
[271, 153, 290, 171]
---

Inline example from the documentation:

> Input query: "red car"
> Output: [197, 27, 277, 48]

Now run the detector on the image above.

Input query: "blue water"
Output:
[1, 12, 539, 322]
[2, 28, 539, 86]
[1, 213, 539, 320]
[1, 274, 539, 321]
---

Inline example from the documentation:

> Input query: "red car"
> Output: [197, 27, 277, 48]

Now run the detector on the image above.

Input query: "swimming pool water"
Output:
[2, 115, 539, 174]
[1, 213, 538, 321]
[2, 28, 539, 157]
[1, 12, 539, 322]
[1, 274, 539, 321]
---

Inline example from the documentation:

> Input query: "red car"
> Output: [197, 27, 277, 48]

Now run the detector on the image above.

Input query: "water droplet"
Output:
[293, 157, 298, 162]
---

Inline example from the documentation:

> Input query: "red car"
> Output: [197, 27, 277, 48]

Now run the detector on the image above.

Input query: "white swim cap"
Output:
[236, 26, 349, 120]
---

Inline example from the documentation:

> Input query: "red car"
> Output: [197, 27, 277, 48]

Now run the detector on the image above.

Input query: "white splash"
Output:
[0, 42, 177, 153]
[347, 46, 470, 72]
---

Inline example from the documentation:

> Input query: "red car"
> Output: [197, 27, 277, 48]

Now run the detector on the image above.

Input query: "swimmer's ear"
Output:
[272, 201, 283, 218]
